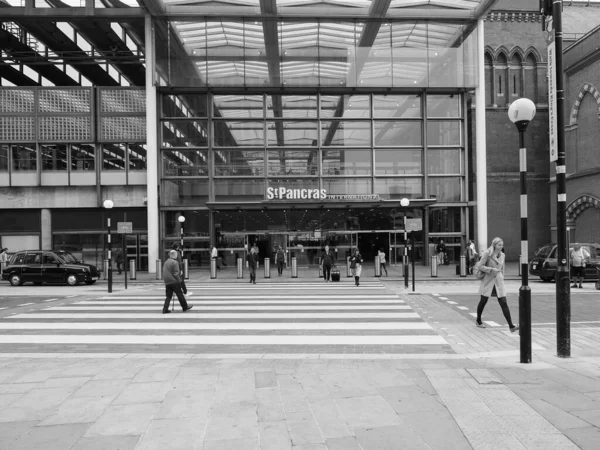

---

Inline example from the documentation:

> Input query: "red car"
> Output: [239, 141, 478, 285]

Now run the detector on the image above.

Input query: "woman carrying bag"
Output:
[349, 248, 363, 286]
[474, 237, 519, 333]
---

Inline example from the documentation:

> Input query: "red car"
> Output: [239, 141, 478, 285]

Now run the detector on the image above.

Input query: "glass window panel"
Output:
[373, 95, 421, 118]
[162, 94, 208, 118]
[428, 177, 462, 202]
[427, 120, 461, 146]
[267, 121, 317, 146]
[322, 148, 371, 176]
[71, 144, 95, 171]
[214, 179, 265, 202]
[41, 144, 68, 171]
[268, 149, 318, 176]
[374, 121, 422, 146]
[162, 120, 208, 147]
[429, 207, 462, 233]
[215, 120, 264, 147]
[320, 121, 371, 147]
[374, 177, 422, 199]
[0, 145, 8, 172]
[375, 149, 422, 175]
[214, 95, 264, 119]
[102, 143, 126, 170]
[267, 95, 317, 119]
[162, 179, 209, 206]
[427, 94, 461, 117]
[164, 210, 210, 237]
[214, 149, 263, 176]
[128, 144, 147, 170]
[162, 149, 208, 177]
[267, 178, 319, 192]
[427, 149, 461, 174]
[11, 144, 37, 171]
[320, 95, 369, 119]
[323, 178, 371, 195]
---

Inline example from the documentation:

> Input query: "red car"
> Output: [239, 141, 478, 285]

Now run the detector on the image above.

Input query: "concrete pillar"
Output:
[41, 209, 52, 250]
[476, 19, 488, 252]
[146, 14, 159, 273]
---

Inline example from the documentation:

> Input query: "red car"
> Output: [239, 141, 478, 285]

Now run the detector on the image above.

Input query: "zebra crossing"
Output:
[0, 281, 452, 355]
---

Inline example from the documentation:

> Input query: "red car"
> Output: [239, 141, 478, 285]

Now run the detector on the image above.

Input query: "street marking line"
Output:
[439, 297, 449, 300]
[95, 295, 397, 300]
[0, 322, 433, 330]
[446, 301, 458, 305]
[79, 300, 405, 305]
[533, 321, 600, 325]
[457, 306, 469, 310]
[6, 312, 422, 320]
[43, 299, 59, 302]
[0, 335, 448, 345]
[47, 305, 413, 311]
[484, 321, 501, 327]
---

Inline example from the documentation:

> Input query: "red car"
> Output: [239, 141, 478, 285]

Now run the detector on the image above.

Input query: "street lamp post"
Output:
[508, 98, 536, 364]
[178, 215, 186, 279]
[400, 198, 410, 289]
[103, 199, 114, 293]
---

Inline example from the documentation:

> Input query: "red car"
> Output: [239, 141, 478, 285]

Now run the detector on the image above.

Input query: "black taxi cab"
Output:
[1, 250, 100, 286]
[529, 243, 600, 282]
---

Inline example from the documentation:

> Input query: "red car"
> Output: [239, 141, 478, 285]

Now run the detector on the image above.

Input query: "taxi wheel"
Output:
[10, 274, 23, 286]
[84, 280, 96, 285]
[66, 273, 79, 286]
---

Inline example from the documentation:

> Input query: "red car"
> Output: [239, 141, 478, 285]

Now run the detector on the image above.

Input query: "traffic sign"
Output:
[405, 218, 422, 231]
[117, 222, 133, 234]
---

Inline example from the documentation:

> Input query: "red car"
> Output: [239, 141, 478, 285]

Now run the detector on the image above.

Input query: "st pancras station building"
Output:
[1, 0, 598, 273]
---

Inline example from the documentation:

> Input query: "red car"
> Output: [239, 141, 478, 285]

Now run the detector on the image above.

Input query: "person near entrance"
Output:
[276, 245, 285, 276]
[570, 244, 590, 289]
[211, 246, 220, 271]
[466, 240, 478, 275]
[378, 248, 388, 277]
[171, 243, 191, 296]
[349, 248, 363, 286]
[162, 250, 193, 314]
[115, 248, 124, 275]
[247, 246, 259, 284]
[436, 239, 447, 265]
[474, 237, 518, 333]
[321, 245, 335, 282]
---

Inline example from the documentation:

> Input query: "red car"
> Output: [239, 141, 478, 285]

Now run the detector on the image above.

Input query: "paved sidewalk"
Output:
[0, 285, 598, 449]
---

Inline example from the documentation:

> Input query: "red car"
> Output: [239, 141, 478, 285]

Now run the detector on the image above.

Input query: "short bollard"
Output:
[237, 257, 243, 279]
[291, 257, 298, 278]
[129, 259, 136, 280]
[431, 255, 438, 277]
[264, 258, 270, 278]
[460, 255, 467, 277]
[156, 259, 162, 280]
[103, 259, 109, 280]
[374, 255, 381, 277]
[183, 259, 189, 280]
[346, 256, 352, 277]
[210, 258, 217, 279]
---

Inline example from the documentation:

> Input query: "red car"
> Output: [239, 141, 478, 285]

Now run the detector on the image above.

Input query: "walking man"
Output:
[115, 248, 124, 275]
[247, 246, 259, 284]
[162, 250, 193, 314]
[276, 245, 285, 276]
[171, 243, 190, 296]
[321, 245, 334, 282]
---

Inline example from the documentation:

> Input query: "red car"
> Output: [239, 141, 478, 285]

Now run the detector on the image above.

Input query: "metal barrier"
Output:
[431, 255, 438, 277]
[129, 259, 137, 280]
[210, 258, 217, 279]
[156, 259, 162, 280]
[346, 256, 352, 277]
[237, 257, 243, 278]
[103, 259, 109, 279]
[460, 255, 467, 277]
[183, 259, 189, 279]
[374, 255, 381, 277]
[291, 256, 298, 278]
[264, 258, 270, 278]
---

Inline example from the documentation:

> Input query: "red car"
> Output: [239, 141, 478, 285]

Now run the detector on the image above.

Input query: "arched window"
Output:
[496, 53, 508, 107]
[523, 53, 538, 103]
[484, 52, 493, 106]
[510, 53, 523, 99]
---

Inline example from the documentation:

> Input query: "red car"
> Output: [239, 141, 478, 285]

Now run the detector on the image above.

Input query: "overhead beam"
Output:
[0, 7, 144, 19]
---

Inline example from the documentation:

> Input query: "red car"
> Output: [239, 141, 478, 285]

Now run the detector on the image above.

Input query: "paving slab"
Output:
[11, 423, 89, 450]
[69, 434, 141, 450]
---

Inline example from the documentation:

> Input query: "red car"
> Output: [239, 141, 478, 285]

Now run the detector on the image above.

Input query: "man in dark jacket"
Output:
[321, 245, 335, 282]
[171, 243, 189, 295]
[162, 250, 193, 314]
[246, 246, 259, 284]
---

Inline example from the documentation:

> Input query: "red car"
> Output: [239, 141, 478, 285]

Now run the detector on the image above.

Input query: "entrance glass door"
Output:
[389, 231, 407, 267]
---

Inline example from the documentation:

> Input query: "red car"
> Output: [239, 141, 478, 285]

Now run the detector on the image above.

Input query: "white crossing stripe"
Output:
[446, 301, 458, 305]
[0, 335, 447, 345]
[0, 322, 432, 331]
[176, 286, 385, 291]
[48, 305, 412, 311]
[43, 299, 59, 302]
[7, 312, 421, 319]
[96, 295, 396, 300]
[439, 297, 449, 300]
[80, 300, 405, 305]
[18, 303, 34, 306]
[484, 321, 502, 327]
[457, 306, 469, 310]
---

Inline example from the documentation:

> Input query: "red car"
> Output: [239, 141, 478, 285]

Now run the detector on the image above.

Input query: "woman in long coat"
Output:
[349, 248, 363, 286]
[475, 237, 518, 332]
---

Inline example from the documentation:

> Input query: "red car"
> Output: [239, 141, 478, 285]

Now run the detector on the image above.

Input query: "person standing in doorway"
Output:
[436, 239, 447, 265]
[321, 245, 334, 282]
[467, 240, 478, 275]
[349, 248, 363, 286]
[162, 250, 193, 314]
[247, 246, 259, 284]
[378, 248, 388, 277]
[474, 237, 518, 332]
[570, 244, 590, 289]
[276, 245, 285, 276]
[115, 248, 124, 275]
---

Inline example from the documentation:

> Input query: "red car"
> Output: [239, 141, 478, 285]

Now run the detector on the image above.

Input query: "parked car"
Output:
[1, 250, 100, 286]
[529, 243, 600, 282]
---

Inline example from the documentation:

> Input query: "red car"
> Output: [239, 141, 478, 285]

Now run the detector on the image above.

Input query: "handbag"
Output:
[473, 255, 486, 280]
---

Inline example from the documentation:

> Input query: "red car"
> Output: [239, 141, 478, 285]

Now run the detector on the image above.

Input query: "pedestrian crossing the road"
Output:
[0, 282, 452, 356]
